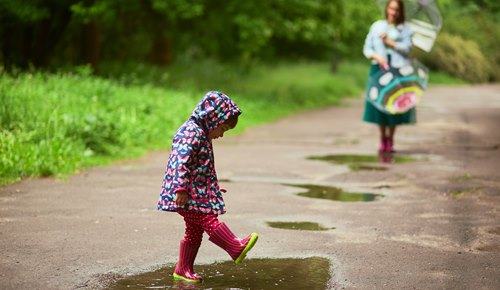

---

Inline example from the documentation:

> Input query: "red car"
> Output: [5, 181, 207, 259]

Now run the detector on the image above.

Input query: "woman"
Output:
[362, 0, 414, 153]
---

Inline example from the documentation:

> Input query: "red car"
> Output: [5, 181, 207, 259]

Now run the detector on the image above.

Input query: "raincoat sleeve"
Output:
[394, 25, 413, 55]
[169, 130, 200, 194]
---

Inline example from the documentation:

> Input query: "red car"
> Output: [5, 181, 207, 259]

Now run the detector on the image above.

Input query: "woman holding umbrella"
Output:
[362, 0, 415, 153]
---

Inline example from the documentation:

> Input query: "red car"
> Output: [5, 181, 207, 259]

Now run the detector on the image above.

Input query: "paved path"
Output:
[1, 85, 499, 289]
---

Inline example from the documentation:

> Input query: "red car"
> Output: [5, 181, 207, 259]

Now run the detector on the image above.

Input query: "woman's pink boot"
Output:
[208, 222, 258, 264]
[387, 138, 395, 153]
[172, 240, 202, 283]
[379, 137, 388, 153]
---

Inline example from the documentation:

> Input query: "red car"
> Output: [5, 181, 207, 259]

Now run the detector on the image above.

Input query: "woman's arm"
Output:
[382, 26, 413, 55]
[364, 21, 389, 70]
[363, 23, 376, 59]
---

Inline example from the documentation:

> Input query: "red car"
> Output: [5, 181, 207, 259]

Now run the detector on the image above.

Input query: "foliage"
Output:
[437, 0, 500, 81]
[418, 32, 491, 83]
[0, 1, 50, 22]
[0, 0, 497, 83]
[335, 1, 380, 59]
[447, 0, 500, 13]
[0, 0, 347, 67]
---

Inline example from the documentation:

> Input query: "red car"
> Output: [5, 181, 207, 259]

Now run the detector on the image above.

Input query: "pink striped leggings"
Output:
[178, 210, 221, 245]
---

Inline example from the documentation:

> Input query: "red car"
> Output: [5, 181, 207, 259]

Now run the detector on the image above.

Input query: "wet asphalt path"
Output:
[0, 85, 499, 289]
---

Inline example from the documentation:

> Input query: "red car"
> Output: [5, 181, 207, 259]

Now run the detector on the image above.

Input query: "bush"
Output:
[438, 1, 500, 82]
[417, 33, 492, 83]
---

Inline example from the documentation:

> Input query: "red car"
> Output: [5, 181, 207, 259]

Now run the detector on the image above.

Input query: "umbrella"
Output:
[376, 0, 442, 52]
[366, 60, 429, 114]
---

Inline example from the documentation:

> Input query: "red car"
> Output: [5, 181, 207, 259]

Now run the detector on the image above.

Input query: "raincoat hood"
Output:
[190, 91, 242, 132]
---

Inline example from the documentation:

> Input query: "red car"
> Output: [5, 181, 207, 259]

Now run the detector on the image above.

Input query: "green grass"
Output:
[0, 60, 368, 185]
[0, 71, 198, 185]
[429, 70, 467, 85]
[99, 60, 368, 133]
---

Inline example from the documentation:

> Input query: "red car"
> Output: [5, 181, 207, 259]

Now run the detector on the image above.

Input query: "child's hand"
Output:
[381, 33, 396, 49]
[372, 54, 389, 71]
[175, 191, 188, 207]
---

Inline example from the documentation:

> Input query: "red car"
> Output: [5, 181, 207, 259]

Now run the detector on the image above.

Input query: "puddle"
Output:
[486, 227, 500, 236]
[448, 173, 473, 183]
[285, 184, 383, 202]
[333, 138, 360, 145]
[308, 154, 416, 170]
[267, 221, 333, 231]
[348, 164, 388, 171]
[107, 257, 330, 290]
[475, 244, 500, 253]
[449, 187, 481, 198]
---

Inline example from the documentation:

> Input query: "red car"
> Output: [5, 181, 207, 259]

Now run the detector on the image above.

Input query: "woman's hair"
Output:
[385, 0, 405, 25]
[224, 114, 239, 129]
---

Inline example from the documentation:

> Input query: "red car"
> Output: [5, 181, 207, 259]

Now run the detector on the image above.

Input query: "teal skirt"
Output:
[362, 64, 416, 126]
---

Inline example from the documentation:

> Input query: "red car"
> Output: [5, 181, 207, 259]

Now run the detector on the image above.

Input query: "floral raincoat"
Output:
[157, 91, 241, 214]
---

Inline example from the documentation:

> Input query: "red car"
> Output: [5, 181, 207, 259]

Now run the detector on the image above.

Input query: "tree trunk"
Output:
[140, 0, 173, 66]
[82, 21, 101, 70]
[149, 35, 172, 65]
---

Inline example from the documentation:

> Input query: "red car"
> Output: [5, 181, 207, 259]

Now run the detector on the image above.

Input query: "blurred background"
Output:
[0, 0, 498, 185]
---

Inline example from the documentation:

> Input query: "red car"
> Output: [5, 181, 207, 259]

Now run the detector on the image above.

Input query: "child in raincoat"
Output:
[157, 91, 258, 283]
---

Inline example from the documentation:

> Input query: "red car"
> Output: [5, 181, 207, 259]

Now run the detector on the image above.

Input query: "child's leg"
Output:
[200, 214, 258, 264]
[181, 211, 204, 246]
[173, 211, 204, 282]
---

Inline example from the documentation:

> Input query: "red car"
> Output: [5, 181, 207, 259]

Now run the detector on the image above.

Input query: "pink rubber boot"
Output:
[387, 138, 395, 153]
[379, 137, 388, 153]
[208, 222, 258, 264]
[173, 240, 202, 283]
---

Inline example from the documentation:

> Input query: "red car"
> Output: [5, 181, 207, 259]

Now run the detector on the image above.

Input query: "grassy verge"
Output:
[429, 71, 467, 85]
[0, 71, 196, 185]
[99, 60, 370, 131]
[1, 60, 369, 185]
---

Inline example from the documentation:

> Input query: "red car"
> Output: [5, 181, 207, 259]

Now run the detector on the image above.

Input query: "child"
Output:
[157, 91, 258, 283]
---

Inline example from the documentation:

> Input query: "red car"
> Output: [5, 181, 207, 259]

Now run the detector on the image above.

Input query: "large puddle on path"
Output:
[107, 257, 330, 290]
[267, 221, 333, 231]
[476, 244, 500, 253]
[285, 184, 383, 202]
[308, 154, 416, 170]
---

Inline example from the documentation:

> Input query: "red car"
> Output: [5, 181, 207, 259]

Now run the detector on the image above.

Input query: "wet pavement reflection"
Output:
[308, 153, 416, 170]
[266, 221, 333, 231]
[285, 184, 383, 202]
[107, 257, 330, 290]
